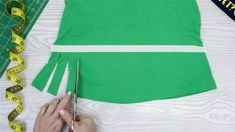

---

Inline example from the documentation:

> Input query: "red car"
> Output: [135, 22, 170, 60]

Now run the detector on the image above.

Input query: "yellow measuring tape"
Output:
[4, 0, 26, 131]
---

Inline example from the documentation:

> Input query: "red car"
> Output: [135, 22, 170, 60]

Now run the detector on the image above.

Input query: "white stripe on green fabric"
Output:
[50, 45, 207, 52]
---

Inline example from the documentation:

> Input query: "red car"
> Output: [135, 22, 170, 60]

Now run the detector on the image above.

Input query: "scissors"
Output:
[70, 61, 79, 132]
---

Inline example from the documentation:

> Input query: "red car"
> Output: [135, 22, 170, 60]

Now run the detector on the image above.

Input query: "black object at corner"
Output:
[211, 0, 235, 21]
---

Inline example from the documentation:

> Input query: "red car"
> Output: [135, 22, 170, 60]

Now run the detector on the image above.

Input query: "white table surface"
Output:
[1, 0, 235, 131]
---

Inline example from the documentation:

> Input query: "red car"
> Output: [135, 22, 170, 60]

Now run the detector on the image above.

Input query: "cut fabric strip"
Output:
[66, 56, 78, 93]
[31, 53, 59, 91]
[47, 54, 68, 95]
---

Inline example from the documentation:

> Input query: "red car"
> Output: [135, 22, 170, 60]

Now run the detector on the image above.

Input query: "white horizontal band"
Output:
[50, 45, 206, 52]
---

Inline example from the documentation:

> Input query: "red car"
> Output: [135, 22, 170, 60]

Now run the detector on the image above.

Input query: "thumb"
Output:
[59, 109, 73, 127]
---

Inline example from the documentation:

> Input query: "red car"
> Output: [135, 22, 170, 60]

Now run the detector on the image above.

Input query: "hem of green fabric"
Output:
[78, 85, 217, 104]
[31, 81, 217, 104]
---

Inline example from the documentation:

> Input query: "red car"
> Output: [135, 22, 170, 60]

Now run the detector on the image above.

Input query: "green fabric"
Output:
[54, 0, 202, 45]
[32, 53, 59, 91]
[31, 0, 217, 103]
[47, 54, 68, 95]
[32, 52, 217, 103]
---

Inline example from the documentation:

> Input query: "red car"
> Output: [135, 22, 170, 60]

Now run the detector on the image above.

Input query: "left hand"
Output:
[33, 91, 72, 132]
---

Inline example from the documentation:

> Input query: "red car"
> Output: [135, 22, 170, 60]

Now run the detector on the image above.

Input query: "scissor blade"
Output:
[75, 60, 79, 101]
[73, 61, 79, 121]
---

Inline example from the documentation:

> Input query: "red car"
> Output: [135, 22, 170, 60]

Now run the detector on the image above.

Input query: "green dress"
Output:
[31, 0, 217, 103]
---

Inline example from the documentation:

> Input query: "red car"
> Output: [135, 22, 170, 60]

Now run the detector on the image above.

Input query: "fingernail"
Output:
[67, 91, 71, 96]
[59, 109, 65, 116]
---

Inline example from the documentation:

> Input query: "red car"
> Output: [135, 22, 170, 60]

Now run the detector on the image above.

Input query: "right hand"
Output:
[59, 109, 97, 132]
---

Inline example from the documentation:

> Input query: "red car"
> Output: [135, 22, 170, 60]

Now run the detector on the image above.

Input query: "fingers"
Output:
[45, 99, 60, 116]
[53, 118, 64, 132]
[34, 92, 73, 132]
[59, 109, 73, 127]
[38, 103, 49, 117]
[65, 99, 72, 111]
[53, 91, 72, 118]
[34, 103, 49, 132]
[78, 114, 93, 123]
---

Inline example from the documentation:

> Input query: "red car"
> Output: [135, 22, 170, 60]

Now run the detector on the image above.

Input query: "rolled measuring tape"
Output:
[4, 0, 27, 131]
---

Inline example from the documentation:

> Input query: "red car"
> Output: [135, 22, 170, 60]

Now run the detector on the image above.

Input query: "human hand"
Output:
[33, 92, 72, 132]
[59, 109, 97, 132]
